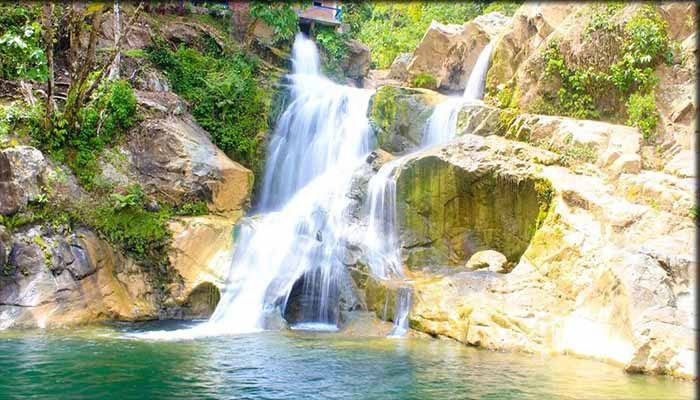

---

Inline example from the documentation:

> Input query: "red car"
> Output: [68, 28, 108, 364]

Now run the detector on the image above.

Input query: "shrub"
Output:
[28, 80, 137, 189]
[541, 41, 599, 119]
[626, 92, 658, 140]
[411, 72, 437, 89]
[315, 26, 349, 79]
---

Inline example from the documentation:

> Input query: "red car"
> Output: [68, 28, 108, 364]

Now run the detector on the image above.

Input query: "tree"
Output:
[59, 2, 143, 133]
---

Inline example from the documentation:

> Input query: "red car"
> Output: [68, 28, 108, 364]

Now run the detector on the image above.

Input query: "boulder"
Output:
[0, 152, 23, 216]
[341, 39, 371, 80]
[0, 226, 158, 329]
[439, 12, 511, 92]
[2, 146, 47, 202]
[368, 85, 446, 154]
[407, 21, 463, 83]
[408, 13, 511, 92]
[486, 2, 581, 94]
[388, 52, 412, 80]
[394, 135, 553, 269]
[465, 250, 508, 273]
[167, 214, 240, 317]
[128, 95, 252, 214]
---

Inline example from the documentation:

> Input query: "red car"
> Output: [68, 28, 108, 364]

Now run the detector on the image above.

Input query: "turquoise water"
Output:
[0, 321, 693, 400]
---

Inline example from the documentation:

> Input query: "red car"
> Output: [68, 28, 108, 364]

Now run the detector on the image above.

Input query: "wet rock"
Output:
[0, 152, 25, 215]
[394, 136, 550, 268]
[369, 85, 446, 154]
[0, 240, 6, 270]
[167, 215, 240, 307]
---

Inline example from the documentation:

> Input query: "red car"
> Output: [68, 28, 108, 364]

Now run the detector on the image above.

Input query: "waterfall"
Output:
[421, 43, 494, 148]
[463, 43, 493, 100]
[136, 34, 494, 341]
[207, 33, 374, 332]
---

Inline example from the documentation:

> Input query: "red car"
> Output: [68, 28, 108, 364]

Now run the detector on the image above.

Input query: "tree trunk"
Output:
[42, 2, 55, 121]
[108, 0, 121, 81]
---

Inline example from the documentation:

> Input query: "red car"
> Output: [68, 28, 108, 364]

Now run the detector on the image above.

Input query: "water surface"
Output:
[0, 322, 693, 400]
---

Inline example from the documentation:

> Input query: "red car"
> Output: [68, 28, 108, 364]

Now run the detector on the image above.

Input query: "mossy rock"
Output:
[368, 85, 445, 154]
[395, 153, 552, 269]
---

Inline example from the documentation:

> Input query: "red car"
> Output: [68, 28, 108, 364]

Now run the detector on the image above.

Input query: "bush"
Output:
[0, 4, 47, 81]
[28, 80, 137, 189]
[539, 5, 669, 125]
[147, 42, 268, 168]
[315, 26, 349, 79]
[411, 72, 437, 89]
[626, 92, 658, 140]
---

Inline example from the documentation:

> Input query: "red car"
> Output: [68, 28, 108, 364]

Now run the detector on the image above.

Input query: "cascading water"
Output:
[207, 34, 374, 332]
[463, 42, 493, 100]
[421, 42, 494, 147]
[137, 35, 494, 341]
[365, 42, 495, 337]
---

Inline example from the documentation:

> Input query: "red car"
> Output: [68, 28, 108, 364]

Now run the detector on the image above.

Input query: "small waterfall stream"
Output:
[366, 42, 494, 336]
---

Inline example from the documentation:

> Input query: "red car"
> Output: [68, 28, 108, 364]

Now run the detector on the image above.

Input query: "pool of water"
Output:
[0, 321, 693, 399]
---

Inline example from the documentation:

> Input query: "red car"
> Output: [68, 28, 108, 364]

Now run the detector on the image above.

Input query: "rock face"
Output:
[129, 92, 253, 214]
[341, 39, 371, 80]
[0, 226, 158, 329]
[465, 250, 508, 273]
[359, 83, 696, 378]
[407, 12, 510, 92]
[485, 3, 696, 177]
[388, 53, 413, 80]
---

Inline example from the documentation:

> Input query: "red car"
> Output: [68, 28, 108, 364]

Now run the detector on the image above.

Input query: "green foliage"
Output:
[110, 184, 145, 211]
[0, 4, 47, 81]
[541, 41, 599, 119]
[626, 92, 658, 140]
[584, 2, 623, 39]
[540, 5, 669, 126]
[352, 3, 488, 68]
[249, 2, 299, 45]
[91, 195, 171, 267]
[32, 80, 138, 189]
[174, 200, 209, 216]
[535, 134, 597, 167]
[315, 26, 348, 79]
[482, 1, 521, 16]
[410, 72, 437, 89]
[147, 42, 267, 168]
